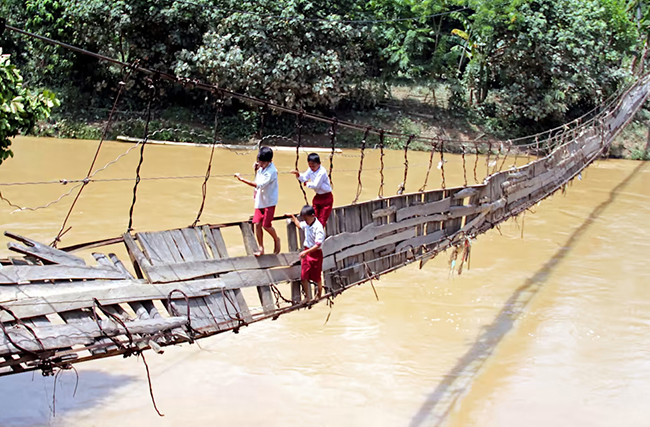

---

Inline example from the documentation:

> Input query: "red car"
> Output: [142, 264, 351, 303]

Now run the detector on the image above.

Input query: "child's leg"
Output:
[253, 222, 264, 256]
[261, 206, 280, 254]
[263, 226, 281, 254]
[314, 279, 323, 299]
[300, 279, 311, 303]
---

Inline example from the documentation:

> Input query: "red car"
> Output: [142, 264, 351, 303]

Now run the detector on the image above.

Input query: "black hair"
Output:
[307, 153, 321, 164]
[258, 146, 274, 162]
[300, 205, 315, 217]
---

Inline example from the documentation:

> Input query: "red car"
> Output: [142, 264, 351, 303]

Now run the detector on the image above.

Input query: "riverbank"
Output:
[31, 84, 650, 160]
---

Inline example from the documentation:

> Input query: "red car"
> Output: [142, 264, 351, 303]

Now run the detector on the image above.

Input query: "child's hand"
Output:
[299, 250, 308, 259]
[291, 170, 300, 178]
[234, 173, 242, 181]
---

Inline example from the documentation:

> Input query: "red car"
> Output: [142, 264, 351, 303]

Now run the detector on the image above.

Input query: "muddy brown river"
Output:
[0, 136, 649, 426]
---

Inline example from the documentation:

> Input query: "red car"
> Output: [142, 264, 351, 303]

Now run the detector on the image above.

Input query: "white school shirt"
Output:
[298, 165, 332, 194]
[254, 163, 279, 209]
[300, 219, 325, 249]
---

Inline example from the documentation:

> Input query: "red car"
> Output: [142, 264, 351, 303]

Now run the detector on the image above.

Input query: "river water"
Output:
[0, 136, 649, 427]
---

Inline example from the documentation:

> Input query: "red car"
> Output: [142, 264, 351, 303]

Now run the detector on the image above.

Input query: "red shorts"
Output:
[312, 192, 333, 227]
[301, 249, 323, 282]
[252, 206, 276, 228]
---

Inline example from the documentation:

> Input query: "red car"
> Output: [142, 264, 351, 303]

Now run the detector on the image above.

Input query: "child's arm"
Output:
[300, 242, 321, 258]
[286, 213, 301, 229]
[234, 173, 257, 188]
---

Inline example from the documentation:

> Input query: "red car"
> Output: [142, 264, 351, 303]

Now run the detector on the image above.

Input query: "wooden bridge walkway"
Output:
[0, 75, 648, 377]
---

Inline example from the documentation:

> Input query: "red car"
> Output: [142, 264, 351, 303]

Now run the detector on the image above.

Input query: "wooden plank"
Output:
[0, 279, 223, 322]
[162, 231, 187, 263]
[166, 296, 218, 332]
[396, 197, 452, 222]
[108, 253, 135, 280]
[181, 228, 211, 260]
[5, 232, 86, 266]
[395, 230, 446, 253]
[205, 226, 229, 258]
[122, 233, 148, 279]
[0, 264, 127, 284]
[218, 265, 302, 290]
[286, 219, 302, 304]
[0, 317, 189, 356]
[324, 228, 416, 267]
[92, 253, 114, 268]
[138, 232, 175, 264]
[239, 223, 259, 255]
[239, 222, 273, 314]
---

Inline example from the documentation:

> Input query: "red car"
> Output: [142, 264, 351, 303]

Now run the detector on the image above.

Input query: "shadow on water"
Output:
[0, 369, 136, 427]
[410, 162, 647, 427]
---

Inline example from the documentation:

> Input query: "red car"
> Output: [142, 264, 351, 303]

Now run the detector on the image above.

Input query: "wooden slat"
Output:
[137, 232, 175, 264]
[0, 264, 127, 284]
[108, 253, 135, 280]
[396, 196, 452, 222]
[181, 228, 210, 260]
[239, 223, 273, 314]
[0, 317, 188, 356]
[208, 227, 229, 258]
[286, 220, 302, 304]
[122, 233, 148, 279]
[5, 232, 86, 266]
[0, 279, 223, 322]
[141, 253, 300, 284]
[239, 223, 259, 255]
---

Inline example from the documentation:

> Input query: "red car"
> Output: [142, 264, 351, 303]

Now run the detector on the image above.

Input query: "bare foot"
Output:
[254, 247, 264, 257]
[272, 237, 281, 255]
[299, 298, 309, 305]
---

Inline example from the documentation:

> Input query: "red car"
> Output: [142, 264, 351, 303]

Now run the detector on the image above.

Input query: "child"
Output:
[288, 205, 325, 302]
[234, 146, 281, 256]
[291, 153, 333, 228]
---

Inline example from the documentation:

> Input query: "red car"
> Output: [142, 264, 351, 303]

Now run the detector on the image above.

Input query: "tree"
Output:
[463, 0, 637, 131]
[173, 0, 373, 110]
[0, 50, 59, 163]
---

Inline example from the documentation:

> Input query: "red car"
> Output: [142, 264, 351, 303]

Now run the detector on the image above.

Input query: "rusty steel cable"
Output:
[328, 119, 337, 188]
[377, 130, 385, 198]
[461, 144, 468, 187]
[439, 138, 446, 190]
[397, 134, 414, 195]
[419, 141, 437, 192]
[485, 141, 492, 178]
[473, 141, 480, 183]
[499, 141, 512, 171]
[50, 61, 138, 246]
[352, 128, 371, 204]
[295, 112, 309, 205]
[191, 94, 223, 227]
[127, 81, 156, 231]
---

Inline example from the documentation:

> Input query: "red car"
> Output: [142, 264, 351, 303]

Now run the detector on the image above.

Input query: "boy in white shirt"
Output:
[234, 146, 281, 256]
[288, 205, 325, 303]
[291, 153, 333, 228]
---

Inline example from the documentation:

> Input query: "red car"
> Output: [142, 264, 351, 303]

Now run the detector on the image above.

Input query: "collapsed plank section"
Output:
[0, 73, 648, 376]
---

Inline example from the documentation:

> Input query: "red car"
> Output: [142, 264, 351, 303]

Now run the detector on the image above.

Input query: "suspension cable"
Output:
[295, 112, 309, 205]
[328, 119, 337, 188]
[50, 61, 138, 247]
[377, 130, 385, 198]
[127, 80, 156, 231]
[397, 134, 414, 195]
[352, 127, 370, 204]
[191, 92, 223, 227]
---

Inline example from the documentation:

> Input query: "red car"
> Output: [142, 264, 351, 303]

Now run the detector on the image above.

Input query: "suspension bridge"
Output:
[0, 22, 649, 387]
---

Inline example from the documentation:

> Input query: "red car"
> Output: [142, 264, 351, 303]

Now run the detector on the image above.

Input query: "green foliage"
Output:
[174, 0, 373, 109]
[463, 0, 637, 130]
[0, 50, 59, 163]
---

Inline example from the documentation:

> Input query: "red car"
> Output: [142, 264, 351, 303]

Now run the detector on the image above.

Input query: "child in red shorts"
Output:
[291, 153, 333, 228]
[288, 205, 325, 303]
[234, 146, 281, 256]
